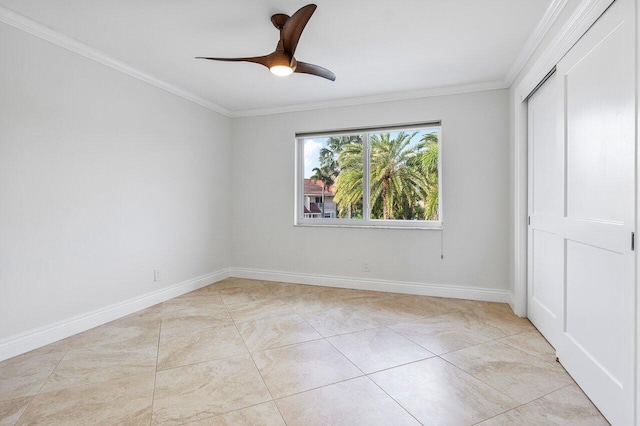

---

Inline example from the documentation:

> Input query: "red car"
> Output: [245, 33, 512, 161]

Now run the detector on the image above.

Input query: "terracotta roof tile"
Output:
[304, 179, 335, 196]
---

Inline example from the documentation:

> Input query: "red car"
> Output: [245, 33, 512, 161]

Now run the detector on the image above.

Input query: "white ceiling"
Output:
[0, 0, 554, 115]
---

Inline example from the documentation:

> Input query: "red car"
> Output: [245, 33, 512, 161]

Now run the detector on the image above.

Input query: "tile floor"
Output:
[0, 278, 609, 425]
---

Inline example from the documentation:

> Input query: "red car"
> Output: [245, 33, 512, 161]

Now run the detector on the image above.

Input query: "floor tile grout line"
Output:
[149, 320, 163, 426]
[228, 313, 285, 422]
[240, 276, 322, 425]
[294, 305, 428, 425]
[436, 355, 525, 405]
[365, 374, 426, 425]
[30, 338, 77, 395]
[496, 334, 561, 365]
[187, 282, 579, 423]
[4, 278, 602, 424]
[469, 382, 582, 425]
[269, 373, 367, 402]
[12, 336, 78, 424]
[252, 306, 377, 406]
[187, 400, 287, 426]
[19, 300, 197, 413]
[358, 354, 438, 376]
[436, 355, 532, 424]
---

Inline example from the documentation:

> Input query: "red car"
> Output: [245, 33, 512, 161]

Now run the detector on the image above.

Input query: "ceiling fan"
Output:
[196, 4, 335, 81]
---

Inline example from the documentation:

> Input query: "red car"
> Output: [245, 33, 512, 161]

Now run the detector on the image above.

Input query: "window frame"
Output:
[294, 122, 443, 230]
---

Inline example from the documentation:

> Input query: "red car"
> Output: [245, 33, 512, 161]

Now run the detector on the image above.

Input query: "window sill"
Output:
[294, 221, 443, 230]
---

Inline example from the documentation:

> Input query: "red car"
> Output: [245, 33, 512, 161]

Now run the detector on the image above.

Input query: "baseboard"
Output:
[231, 267, 510, 303]
[0, 268, 230, 362]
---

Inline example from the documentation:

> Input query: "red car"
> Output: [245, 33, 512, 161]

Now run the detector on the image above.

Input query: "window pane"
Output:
[368, 129, 439, 220]
[302, 135, 363, 219]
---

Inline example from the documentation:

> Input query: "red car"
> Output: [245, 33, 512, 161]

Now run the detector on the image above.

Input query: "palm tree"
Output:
[414, 133, 439, 220]
[319, 135, 362, 177]
[310, 166, 334, 217]
[368, 132, 423, 219]
[333, 140, 364, 218]
[335, 132, 427, 220]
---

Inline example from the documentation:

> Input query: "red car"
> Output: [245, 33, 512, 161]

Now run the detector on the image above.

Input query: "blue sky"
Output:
[303, 129, 438, 178]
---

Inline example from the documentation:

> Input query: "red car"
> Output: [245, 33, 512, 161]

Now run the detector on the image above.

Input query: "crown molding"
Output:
[503, 0, 570, 87]
[230, 80, 507, 118]
[0, 5, 233, 117]
[1, 3, 555, 119]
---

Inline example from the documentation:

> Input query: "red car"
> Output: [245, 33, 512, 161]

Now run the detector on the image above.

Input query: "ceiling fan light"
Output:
[270, 65, 294, 76]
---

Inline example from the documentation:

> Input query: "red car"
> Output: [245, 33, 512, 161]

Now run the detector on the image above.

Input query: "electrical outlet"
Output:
[362, 261, 370, 272]
[154, 269, 162, 282]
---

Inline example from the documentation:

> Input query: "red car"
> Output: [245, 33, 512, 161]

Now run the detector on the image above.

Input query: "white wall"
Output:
[231, 90, 510, 299]
[0, 23, 231, 342]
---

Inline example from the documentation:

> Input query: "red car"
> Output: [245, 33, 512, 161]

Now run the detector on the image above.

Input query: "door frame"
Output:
[511, 0, 615, 317]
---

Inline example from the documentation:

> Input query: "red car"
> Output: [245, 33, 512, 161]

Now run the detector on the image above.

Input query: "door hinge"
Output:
[528, 216, 531, 226]
[632, 232, 635, 251]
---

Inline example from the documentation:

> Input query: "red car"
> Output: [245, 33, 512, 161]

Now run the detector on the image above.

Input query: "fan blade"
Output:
[282, 4, 317, 56]
[295, 61, 336, 81]
[196, 55, 271, 68]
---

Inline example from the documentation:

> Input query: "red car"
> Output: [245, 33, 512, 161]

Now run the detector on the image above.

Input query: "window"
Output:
[295, 122, 441, 229]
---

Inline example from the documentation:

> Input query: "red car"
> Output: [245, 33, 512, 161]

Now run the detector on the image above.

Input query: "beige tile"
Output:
[212, 278, 270, 291]
[160, 307, 232, 336]
[370, 357, 518, 425]
[301, 306, 384, 337]
[40, 340, 157, 393]
[276, 376, 420, 426]
[389, 311, 505, 354]
[187, 402, 285, 425]
[327, 327, 434, 373]
[468, 303, 535, 336]
[478, 384, 608, 425]
[442, 341, 573, 403]
[500, 330, 557, 363]
[353, 300, 429, 325]
[236, 314, 322, 353]
[28, 336, 77, 355]
[152, 354, 271, 425]
[0, 350, 65, 401]
[430, 297, 494, 312]
[160, 293, 226, 314]
[394, 295, 474, 316]
[0, 397, 31, 426]
[226, 299, 295, 323]
[253, 340, 362, 399]
[218, 286, 280, 305]
[17, 373, 154, 425]
[123, 304, 165, 319]
[328, 288, 393, 306]
[71, 314, 161, 349]
[279, 292, 340, 314]
[158, 324, 247, 370]
[261, 281, 329, 297]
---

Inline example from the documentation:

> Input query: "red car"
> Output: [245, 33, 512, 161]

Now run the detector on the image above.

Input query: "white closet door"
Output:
[527, 72, 563, 349]
[555, 0, 636, 423]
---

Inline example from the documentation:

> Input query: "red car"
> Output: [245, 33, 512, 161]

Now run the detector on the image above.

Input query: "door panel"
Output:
[528, 71, 563, 349]
[555, 0, 636, 423]
[531, 79, 564, 217]
[530, 229, 563, 322]
[565, 14, 635, 225]
[565, 240, 628, 384]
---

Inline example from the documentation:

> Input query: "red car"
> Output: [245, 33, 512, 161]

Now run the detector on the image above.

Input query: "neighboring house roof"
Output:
[304, 179, 335, 196]
[304, 203, 322, 214]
